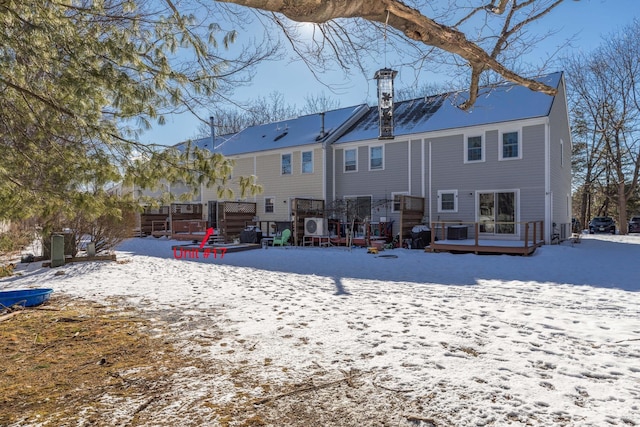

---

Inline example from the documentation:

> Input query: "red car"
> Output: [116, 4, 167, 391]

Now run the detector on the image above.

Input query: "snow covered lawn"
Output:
[3, 233, 639, 426]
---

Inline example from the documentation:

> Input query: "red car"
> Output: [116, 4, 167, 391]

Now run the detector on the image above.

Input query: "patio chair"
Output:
[272, 229, 291, 246]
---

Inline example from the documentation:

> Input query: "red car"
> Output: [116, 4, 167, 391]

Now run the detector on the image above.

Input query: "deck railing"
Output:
[428, 220, 545, 255]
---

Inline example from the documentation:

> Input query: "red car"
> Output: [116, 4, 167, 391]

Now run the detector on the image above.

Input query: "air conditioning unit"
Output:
[304, 218, 325, 236]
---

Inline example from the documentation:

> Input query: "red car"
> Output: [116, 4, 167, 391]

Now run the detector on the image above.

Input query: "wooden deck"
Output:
[425, 220, 545, 256]
[171, 243, 261, 255]
[151, 219, 210, 242]
[427, 238, 543, 256]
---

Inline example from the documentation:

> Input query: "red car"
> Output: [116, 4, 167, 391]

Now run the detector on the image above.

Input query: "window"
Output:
[344, 148, 357, 172]
[465, 135, 483, 162]
[560, 139, 564, 167]
[264, 197, 274, 213]
[370, 146, 384, 170]
[500, 131, 521, 160]
[437, 190, 457, 213]
[392, 192, 408, 212]
[301, 151, 313, 174]
[281, 153, 292, 175]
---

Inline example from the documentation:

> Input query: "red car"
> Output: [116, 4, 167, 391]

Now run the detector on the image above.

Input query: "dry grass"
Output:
[0, 295, 429, 427]
[0, 295, 195, 426]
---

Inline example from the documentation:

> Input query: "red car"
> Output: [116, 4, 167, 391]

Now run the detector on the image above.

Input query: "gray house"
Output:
[330, 72, 572, 245]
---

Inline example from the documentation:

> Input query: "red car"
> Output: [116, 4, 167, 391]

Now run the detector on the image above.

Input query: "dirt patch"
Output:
[0, 295, 197, 425]
[0, 295, 438, 426]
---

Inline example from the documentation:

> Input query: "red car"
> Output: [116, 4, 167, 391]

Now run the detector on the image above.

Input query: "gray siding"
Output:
[334, 141, 410, 200]
[427, 124, 547, 230]
[410, 139, 423, 197]
[548, 79, 573, 236]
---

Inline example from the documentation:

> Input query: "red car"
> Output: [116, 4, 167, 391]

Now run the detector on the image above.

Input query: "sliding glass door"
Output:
[478, 191, 517, 235]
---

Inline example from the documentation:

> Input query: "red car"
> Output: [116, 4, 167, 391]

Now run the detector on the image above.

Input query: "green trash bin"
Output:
[50, 234, 65, 268]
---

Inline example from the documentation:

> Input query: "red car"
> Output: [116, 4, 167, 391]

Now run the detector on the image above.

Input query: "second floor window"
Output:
[466, 136, 483, 162]
[370, 146, 383, 170]
[344, 148, 357, 172]
[501, 131, 520, 160]
[302, 151, 313, 174]
[281, 153, 292, 175]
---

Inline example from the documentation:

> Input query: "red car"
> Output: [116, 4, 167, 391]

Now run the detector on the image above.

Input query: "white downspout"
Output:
[408, 141, 412, 194]
[322, 144, 327, 202]
[544, 119, 552, 243]
[428, 141, 432, 224]
[421, 140, 425, 198]
[332, 145, 336, 202]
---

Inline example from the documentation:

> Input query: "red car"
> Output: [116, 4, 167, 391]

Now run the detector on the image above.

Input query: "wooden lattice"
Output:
[220, 202, 256, 242]
[223, 202, 256, 214]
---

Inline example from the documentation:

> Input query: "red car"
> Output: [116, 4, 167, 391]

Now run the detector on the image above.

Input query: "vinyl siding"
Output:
[253, 147, 324, 220]
[548, 79, 573, 236]
[335, 141, 409, 197]
[333, 141, 413, 230]
[427, 123, 546, 227]
[410, 139, 423, 198]
[201, 146, 325, 221]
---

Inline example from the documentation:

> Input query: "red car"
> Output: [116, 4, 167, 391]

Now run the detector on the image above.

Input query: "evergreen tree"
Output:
[0, 0, 267, 223]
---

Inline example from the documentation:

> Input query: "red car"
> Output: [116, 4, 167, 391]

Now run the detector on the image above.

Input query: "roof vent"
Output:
[274, 131, 288, 142]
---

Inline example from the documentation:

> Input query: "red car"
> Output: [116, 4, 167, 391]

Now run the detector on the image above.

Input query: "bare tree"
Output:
[192, 90, 344, 139]
[216, 0, 568, 109]
[300, 92, 342, 115]
[566, 20, 640, 234]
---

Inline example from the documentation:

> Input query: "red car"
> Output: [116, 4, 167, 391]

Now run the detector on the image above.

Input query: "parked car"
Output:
[629, 216, 640, 233]
[588, 216, 616, 234]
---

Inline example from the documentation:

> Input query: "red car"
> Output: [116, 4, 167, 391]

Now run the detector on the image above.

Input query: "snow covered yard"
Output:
[2, 234, 640, 426]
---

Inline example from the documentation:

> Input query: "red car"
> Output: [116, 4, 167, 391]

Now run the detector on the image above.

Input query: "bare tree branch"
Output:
[216, 0, 566, 109]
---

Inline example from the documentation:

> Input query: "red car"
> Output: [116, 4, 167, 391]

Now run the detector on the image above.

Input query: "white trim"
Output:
[428, 141, 432, 224]
[437, 189, 458, 213]
[545, 119, 552, 243]
[369, 145, 384, 171]
[421, 140, 425, 198]
[344, 147, 358, 173]
[331, 144, 336, 201]
[498, 129, 522, 161]
[322, 143, 327, 202]
[407, 142, 412, 194]
[464, 134, 485, 163]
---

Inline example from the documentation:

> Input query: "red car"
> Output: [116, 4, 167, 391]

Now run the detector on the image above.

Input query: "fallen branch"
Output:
[373, 380, 415, 393]
[0, 311, 22, 323]
[615, 338, 640, 344]
[254, 370, 364, 405]
[405, 414, 437, 426]
[132, 395, 161, 416]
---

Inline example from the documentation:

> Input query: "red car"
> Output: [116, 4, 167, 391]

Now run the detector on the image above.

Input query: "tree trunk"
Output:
[618, 182, 628, 235]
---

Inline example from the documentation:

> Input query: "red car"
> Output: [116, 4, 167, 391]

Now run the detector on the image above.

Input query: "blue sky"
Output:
[140, 0, 639, 147]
